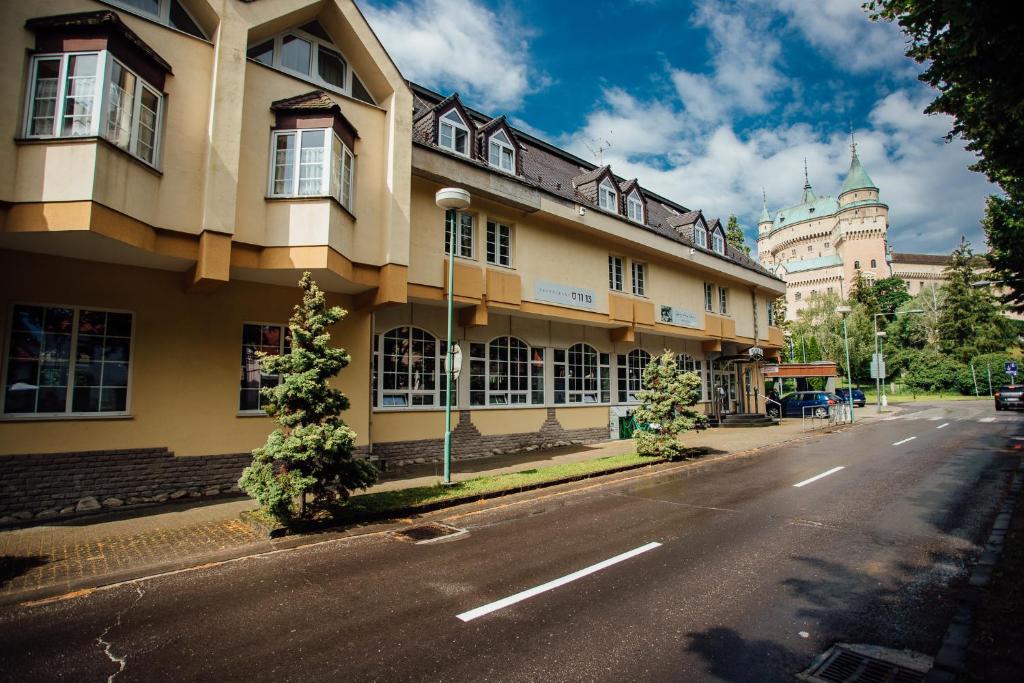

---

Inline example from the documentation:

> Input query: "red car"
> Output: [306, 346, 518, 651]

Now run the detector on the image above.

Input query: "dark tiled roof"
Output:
[26, 10, 173, 74]
[270, 90, 338, 111]
[708, 218, 722, 233]
[477, 115, 509, 135]
[890, 252, 950, 266]
[409, 83, 777, 280]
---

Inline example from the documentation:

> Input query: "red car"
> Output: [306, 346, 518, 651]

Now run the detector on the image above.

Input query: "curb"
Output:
[925, 455, 1024, 682]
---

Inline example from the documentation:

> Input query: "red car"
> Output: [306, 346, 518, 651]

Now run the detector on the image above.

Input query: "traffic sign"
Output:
[870, 353, 886, 379]
[1007, 361, 1018, 377]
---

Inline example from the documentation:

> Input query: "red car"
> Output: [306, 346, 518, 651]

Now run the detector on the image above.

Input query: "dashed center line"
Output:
[793, 466, 845, 488]
[456, 542, 662, 622]
[979, 417, 996, 423]
[892, 436, 917, 446]
[936, 423, 949, 430]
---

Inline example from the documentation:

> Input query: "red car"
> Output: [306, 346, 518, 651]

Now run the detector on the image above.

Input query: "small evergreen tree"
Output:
[725, 215, 750, 255]
[239, 272, 377, 522]
[872, 276, 912, 315]
[771, 294, 788, 327]
[849, 270, 880, 318]
[633, 351, 706, 458]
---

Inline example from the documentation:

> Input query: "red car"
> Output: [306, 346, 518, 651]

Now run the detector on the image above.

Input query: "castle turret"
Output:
[757, 190, 772, 234]
[801, 158, 816, 203]
[838, 143, 879, 206]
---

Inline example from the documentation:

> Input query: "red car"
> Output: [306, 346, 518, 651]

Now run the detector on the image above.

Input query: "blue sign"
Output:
[1007, 361, 1018, 376]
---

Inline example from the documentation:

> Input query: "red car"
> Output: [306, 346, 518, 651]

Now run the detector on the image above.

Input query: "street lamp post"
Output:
[836, 305, 854, 422]
[435, 187, 471, 485]
[873, 309, 924, 412]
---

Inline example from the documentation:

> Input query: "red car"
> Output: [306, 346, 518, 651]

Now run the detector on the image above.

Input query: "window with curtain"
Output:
[269, 128, 354, 207]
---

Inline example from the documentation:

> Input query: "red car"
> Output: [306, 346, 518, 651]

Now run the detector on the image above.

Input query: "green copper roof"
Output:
[759, 195, 771, 224]
[840, 150, 877, 195]
[772, 195, 839, 230]
[778, 254, 843, 273]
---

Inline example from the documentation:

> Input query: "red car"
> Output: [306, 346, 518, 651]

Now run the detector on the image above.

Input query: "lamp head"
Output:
[836, 305, 852, 316]
[435, 187, 471, 210]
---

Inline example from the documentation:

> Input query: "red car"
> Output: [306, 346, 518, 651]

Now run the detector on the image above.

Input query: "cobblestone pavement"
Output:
[0, 414, 889, 605]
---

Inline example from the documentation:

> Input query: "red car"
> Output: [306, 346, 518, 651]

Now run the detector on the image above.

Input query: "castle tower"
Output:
[757, 190, 773, 263]
[835, 139, 889, 285]
[838, 141, 879, 207]
[801, 158, 815, 203]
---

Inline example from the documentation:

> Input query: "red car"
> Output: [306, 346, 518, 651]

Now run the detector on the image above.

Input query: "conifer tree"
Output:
[725, 215, 750, 255]
[239, 272, 377, 522]
[633, 351, 706, 458]
[849, 269, 880, 317]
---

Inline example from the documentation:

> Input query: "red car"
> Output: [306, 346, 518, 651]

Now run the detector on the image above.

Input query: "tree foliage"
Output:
[873, 276, 911, 315]
[633, 351, 706, 458]
[902, 349, 965, 394]
[868, 1, 1024, 313]
[725, 214, 750, 255]
[848, 270, 879, 318]
[239, 272, 377, 522]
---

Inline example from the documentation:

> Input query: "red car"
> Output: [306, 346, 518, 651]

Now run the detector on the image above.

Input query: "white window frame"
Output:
[617, 348, 651, 403]
[372, 326, 447, 409]
[598, 178, 618, 212]
[268, 128, 354, 209]
[444, 210, 475, 259]
[704, 282, 714, 312]
[553, 343, 611, 404]
[626, 191, 644, 223]
[719, 286, 729, 315]
[486, 220, 512, 267]
[488, 129, 515, 173]
[23, 51, 165, 168]
[106, 0, 208, 39]
[438, 108, 471, 156]
[694, 225, 707, 248]
[2, 303, 135, 419]
[468, 337, 543, 407]
[712, 230, 725, 254]
[246, 25, 372, 102]
[631, 261, 646, 297]
[609, 255, 624, 292]
[238, 322, 290, 414]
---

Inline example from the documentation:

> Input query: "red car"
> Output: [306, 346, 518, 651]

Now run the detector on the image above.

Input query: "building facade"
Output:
[0, 0, 785, 523]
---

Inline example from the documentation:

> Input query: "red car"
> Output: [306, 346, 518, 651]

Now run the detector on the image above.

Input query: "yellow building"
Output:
[0, 0, 785, 523]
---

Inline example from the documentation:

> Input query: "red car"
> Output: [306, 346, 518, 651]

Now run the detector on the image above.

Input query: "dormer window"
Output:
[694, 226, 707, 248]
[712, 231, 725, 254]
[439, 109, 469, 156]
[626, 191, 644, 223]
[246, 22, 375, 105]
[598, 178, 617, 212]
[488, 129, 515, 172]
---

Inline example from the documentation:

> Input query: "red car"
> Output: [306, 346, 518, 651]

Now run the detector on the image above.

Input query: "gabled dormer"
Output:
[414, 93, 476, 158]
[666, 210, 704, 246]
[246, 18, 376, 105]
[477, 115, 519, 174]
[572, 165, 621, 214]
[620, 179, 646, 225]
[708, 218, 726, 255]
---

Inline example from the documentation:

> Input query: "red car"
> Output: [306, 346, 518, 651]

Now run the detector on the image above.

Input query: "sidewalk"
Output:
[0, 415, 878, 606]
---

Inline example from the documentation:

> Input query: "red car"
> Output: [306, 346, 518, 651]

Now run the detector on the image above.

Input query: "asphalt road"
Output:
[1, 401, 1021, 682]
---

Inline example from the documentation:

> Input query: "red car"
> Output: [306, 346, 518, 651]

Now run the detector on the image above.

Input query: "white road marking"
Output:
[892, 437, 917, 446]
[979, 417, 996, 423]
[793, 466, 845, 488]
[936, 423, 950, 430]
[456, 542, 662, 622]
[930, 416, 941, 421]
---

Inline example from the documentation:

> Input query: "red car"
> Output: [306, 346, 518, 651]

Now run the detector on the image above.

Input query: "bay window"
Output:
[469, 337, 543, 406]
[24, 51, 164, 166]
[269, 128, 355, 209]
[3, 305, 133, 417]
[554, 343, 610, 404]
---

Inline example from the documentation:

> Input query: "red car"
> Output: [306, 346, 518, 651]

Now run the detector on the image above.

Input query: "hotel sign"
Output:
[533, 280, 597, 310]
[659, 305, 699, 328]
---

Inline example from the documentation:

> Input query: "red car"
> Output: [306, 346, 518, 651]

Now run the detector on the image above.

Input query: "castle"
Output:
[757, 145, 949, 320]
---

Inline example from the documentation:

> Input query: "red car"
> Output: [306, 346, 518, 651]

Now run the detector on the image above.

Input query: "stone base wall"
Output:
[370, 408, 610, 467]
[0, 448, 251, 526]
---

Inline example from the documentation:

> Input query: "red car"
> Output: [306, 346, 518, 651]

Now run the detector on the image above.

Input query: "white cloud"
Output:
[362, 0, 544, 111]
[671, 0, 789, 122]
[766, 0, 911, 74]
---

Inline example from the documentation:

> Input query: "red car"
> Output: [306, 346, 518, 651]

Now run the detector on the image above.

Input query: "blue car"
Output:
[768, 391, 837, 418]
[834, 387, 866, 407]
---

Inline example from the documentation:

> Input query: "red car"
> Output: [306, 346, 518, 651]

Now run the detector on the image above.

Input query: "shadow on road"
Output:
[684, 626, 806, 682]
[0, 554, 49, 587]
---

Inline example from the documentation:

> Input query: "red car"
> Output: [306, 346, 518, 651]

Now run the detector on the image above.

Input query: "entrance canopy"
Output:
[761, 361, 838, 379]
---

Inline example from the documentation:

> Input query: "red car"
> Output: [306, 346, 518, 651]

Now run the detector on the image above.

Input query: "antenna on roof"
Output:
[584, 134, 612, 165]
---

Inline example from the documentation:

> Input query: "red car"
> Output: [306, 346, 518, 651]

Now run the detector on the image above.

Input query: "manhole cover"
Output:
[800, 644, 930, 683]
[393, 523, 466, 544]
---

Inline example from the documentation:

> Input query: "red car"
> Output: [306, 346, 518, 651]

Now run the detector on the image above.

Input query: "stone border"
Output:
[925, 457, 1024, 682]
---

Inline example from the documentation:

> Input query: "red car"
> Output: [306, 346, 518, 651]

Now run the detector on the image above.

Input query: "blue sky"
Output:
[362, 0, 994, 255]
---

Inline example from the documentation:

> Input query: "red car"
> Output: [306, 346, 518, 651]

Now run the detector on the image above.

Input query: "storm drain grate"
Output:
[804, 646, 927, 683]
[392, 523, 466, 544]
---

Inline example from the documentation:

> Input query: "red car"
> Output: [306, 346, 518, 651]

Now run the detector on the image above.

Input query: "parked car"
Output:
[994, 385, 1024, 411]
[834, 387, 866, 407]
[767, 391, 838, 418]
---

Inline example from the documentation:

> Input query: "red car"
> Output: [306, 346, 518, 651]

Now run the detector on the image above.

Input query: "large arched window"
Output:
[469, 337, 544, 406]
[554, 343, 610, 404]
[373, 327, 446, 407]
[617, 349, 651, 403]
